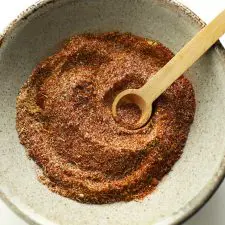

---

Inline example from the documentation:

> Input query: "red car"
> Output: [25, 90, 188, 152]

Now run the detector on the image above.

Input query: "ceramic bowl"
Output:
[1, 0, 225, 224]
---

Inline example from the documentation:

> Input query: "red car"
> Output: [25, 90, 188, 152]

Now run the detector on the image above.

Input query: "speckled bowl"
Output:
[0, 0, 225, 224]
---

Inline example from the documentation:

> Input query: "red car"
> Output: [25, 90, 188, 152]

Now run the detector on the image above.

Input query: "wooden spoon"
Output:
[112, 9, 225, 129]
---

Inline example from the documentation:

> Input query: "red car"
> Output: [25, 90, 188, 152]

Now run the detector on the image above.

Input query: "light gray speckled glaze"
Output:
[0, 0, 225, 225]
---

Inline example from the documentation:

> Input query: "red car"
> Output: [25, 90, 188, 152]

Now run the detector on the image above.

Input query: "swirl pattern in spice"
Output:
[16, 32, 195, 204]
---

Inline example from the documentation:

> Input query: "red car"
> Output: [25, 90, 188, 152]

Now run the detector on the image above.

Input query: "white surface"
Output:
[0, 0, 225, 225]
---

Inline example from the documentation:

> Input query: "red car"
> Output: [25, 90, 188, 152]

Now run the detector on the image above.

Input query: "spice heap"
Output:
[16, 32, 195, 204]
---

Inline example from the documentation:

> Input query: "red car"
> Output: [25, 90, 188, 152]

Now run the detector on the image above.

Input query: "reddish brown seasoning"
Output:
[16, 32, 195, 204]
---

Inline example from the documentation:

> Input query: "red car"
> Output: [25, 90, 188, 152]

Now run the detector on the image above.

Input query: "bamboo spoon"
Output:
[112, 9, 225, 129]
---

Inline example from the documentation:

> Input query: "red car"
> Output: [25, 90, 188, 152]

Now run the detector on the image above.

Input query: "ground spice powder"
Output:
[16, 32, 195, 204]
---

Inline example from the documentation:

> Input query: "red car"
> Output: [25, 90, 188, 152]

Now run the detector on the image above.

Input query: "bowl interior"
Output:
[1, 0, 225, 225]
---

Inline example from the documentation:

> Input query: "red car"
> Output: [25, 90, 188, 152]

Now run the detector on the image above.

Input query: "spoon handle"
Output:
[140, 9, 225, 102]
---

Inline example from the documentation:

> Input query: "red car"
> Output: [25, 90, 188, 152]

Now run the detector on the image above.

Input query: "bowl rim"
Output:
[0, 0, 225, 225]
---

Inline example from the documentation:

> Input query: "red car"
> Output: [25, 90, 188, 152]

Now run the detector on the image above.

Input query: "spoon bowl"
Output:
[112, 89, 152, 128]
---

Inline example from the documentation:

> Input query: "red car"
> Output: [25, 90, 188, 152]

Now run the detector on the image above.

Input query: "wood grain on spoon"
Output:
[112, 9, 225, 129]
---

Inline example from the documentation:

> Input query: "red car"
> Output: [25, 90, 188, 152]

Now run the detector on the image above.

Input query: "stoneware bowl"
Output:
[1, 0, 225, 224]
